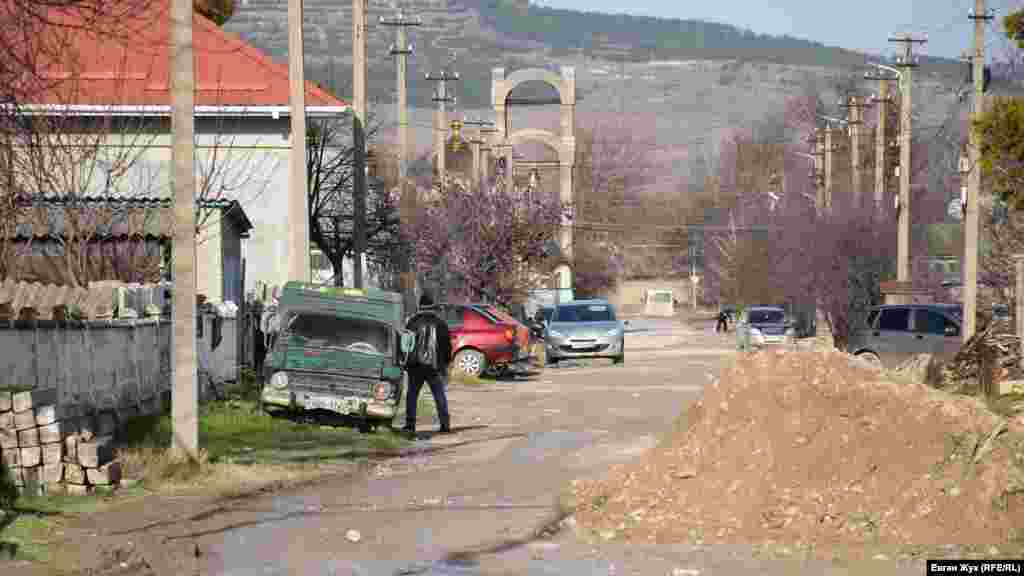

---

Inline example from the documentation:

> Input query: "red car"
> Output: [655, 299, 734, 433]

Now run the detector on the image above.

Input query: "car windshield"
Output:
[748, 309, 785, 324]
[555, 303, 615, 322]
[286, 313, 391, 355]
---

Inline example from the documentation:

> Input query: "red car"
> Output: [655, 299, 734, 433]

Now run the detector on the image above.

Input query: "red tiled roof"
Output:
[24, 0, 346, 109]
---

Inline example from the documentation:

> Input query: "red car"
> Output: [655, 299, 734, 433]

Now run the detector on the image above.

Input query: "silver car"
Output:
[545, 299, 626, 365]
[847, 304, 962, 368]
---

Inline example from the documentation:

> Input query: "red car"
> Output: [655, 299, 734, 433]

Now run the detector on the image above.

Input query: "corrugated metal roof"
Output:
[9, 196, 250, 240]
[0, 278, 168, 320]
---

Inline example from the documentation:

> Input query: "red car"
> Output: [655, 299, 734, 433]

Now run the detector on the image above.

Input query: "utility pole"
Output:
[170, 0, 197, 459]
[964, 0, 992, 342]
[823, 124, 835, 213]
[841, 96, 870, 209]
[380, 11, 421, 313]
[865, 72, 897, 216]
[464, 118, 495, 190]
[478, 125, 499, 189]
[889, 32, 926, 292]
[805, 129, 825, 215]
[287, 0, 310, 282]
[352, 0, 368, 289]
[426, 59, 459, 192]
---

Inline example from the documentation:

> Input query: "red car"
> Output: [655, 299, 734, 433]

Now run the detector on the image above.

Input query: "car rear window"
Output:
[748, 309, 785, 324]
[878, 308, 911, 332]
[555, 303, 615, 322]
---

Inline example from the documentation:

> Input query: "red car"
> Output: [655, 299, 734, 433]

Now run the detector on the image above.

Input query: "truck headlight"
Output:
[269, 371, 289, 390]
[548, 329, 565, 339]
[785, 327, 794, 336]
[375, 381, 392, 401]
[606, 328, 620, 337]
[748, 327, 762, 335]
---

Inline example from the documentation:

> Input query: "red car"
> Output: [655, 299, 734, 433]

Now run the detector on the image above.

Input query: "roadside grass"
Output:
[116, 399, 407, 497]
[1, 485, 148, 563]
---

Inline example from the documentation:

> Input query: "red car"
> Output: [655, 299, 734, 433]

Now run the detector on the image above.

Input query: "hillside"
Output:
[225, 0, 960, 109]
[224, 0, 967, 185]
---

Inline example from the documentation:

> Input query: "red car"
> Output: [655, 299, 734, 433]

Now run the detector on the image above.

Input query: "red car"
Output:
[426, 303, 531, 377]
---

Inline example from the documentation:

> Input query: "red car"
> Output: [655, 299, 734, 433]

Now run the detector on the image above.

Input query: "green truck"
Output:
[260, 281, 415, 432]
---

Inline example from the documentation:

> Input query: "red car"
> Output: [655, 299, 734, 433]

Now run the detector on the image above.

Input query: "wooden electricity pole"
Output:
[287, 0, 309, 282]
[823, 124, 835, 213]
[352, 0, 368, 289]
[170, 0, 197, 459]
[889, 32, 926, 290]
[964, 0, 992, 341]
[380, 11, 421, 312]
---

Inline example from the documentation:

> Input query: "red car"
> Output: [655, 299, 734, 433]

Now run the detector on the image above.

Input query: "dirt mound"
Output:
[570, 348, 1024, 548]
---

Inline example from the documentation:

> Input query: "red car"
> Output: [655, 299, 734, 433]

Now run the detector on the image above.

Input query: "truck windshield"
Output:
[286, 313, 391, 355]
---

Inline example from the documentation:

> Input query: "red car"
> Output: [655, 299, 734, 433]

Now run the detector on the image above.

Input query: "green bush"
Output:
[0, 459, 17, 511]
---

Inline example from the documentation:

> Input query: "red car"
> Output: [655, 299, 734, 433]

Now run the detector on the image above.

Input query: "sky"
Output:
[530, 0, 1021, 60]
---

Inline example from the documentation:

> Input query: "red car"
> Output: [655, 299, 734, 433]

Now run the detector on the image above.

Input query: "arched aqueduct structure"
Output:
[491, 66, 576, 298]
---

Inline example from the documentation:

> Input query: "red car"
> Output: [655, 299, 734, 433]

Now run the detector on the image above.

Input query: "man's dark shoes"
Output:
[439, 425, 452, 434]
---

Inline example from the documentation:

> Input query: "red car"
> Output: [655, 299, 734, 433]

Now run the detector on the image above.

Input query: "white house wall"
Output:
[17, 116, 308, 300]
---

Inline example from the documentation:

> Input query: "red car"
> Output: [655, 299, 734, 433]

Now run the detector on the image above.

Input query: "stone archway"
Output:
[492, 67, 576, 296]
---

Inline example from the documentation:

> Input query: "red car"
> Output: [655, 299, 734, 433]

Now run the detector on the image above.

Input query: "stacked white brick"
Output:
[0, 389, 122, 496]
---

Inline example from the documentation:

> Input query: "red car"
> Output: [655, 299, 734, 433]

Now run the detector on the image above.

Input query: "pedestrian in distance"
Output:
[716, 309, 730, 333]
[402, 291, 452, 440]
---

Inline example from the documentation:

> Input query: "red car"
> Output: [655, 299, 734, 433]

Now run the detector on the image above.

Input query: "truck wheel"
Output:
[454, 349, 486, 377]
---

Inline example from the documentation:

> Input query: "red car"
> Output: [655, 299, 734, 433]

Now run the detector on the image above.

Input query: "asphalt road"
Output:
[52, 316, 933, 575]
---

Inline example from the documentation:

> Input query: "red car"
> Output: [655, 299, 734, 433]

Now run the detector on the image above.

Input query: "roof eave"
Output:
[7, 104, 350, 118]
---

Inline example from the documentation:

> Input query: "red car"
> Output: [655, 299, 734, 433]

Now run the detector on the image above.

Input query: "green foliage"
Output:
[974, 96, 1024, 210]
[0, 460, 16, 511]
[194, 0, 235, 26]
[1005, 8, 1024, 49]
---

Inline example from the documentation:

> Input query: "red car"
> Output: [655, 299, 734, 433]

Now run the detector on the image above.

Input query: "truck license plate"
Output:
[304, 395, 359, 414]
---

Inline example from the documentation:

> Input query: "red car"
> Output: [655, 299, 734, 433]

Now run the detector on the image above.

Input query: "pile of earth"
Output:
[569, 348, 1024, 550]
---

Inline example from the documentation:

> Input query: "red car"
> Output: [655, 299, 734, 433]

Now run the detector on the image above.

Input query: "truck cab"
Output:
[260, 282, 415, 432]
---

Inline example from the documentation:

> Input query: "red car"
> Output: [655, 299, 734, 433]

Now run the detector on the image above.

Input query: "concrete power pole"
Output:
[380, 11, 421, 313]
[889, 32, 926, 291]
[841, 96, 870, 209]
[287, 0, 310, 282]
[865, 74, 897, 216]
[464, 118, 495, 190]
[170, 0, 197, 459]
[352, 0, 368, 289]
[823, 124, 835, 212]
[805, 129, 825, 215]
[964, 0, 992, 341]
[426, 62, 459, 192]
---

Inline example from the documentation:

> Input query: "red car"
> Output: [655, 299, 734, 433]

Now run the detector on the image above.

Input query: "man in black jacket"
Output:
[402, 291, 452, 439]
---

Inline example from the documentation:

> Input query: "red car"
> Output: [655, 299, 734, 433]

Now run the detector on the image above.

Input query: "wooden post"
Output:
[1015, 254, 1024, 372]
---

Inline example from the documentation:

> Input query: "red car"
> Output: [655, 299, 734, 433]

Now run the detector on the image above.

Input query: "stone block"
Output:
[17, 426, 39, 447]
[78, 435, 114, 468]
[38, 422, 62, 444]
[0, 410, 12, 430]
[41, 442, 62, 465]
[2, 446, 18, 467]
[41, 462, 63, 484]
[12, 388, 58, 413]
[0, 390, 11, 412]
[63, 434, 79, 464]
[86, 461, 122, 486]
[13, 409, 36, 430]
[35, 404, 78, 426]
[20, 445, 41, 467]
[0, 428, 16, 450]
[64, 463, 86, 485]
[65, 483, 93, 496]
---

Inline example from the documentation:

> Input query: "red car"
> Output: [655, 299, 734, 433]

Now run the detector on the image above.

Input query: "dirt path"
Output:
[17, 317, 937, 574]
